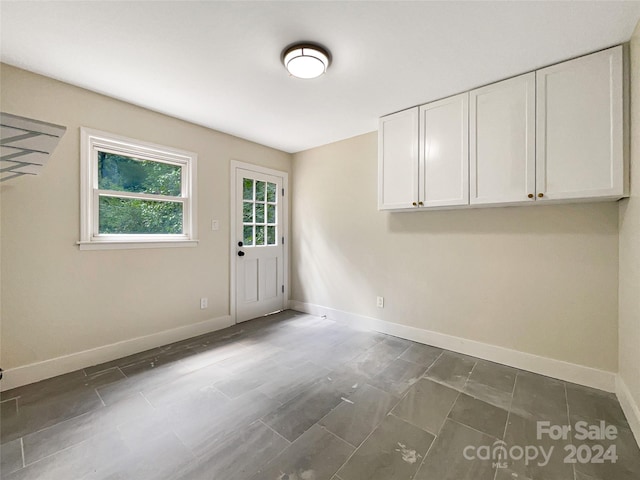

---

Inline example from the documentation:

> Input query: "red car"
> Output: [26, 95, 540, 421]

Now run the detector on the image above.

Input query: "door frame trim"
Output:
[230, 160, 289, 324]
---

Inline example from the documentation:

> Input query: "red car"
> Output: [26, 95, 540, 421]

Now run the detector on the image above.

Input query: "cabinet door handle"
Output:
[418, 201, 424, 206]
[412, 202, 418, 207]
[538, 193, 544, 198]
[528, 193, 534, 199]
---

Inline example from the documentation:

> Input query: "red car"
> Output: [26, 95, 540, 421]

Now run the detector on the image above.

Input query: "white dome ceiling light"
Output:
[282, 43, 330, 79]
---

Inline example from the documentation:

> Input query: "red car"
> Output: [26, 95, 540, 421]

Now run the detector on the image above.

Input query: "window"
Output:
[79, 128, 197, 250]
[242, 178, 278, 246]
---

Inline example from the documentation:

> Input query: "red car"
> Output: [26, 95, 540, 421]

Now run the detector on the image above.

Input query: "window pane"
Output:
[243, 225, 254, 246]
[267, 204, 276, 224]
[243, 178, 253, 200]
[267, 226, 276, 245]
[255, 181, 265, 202]
[98, 152, 181, 196]
[255, 203, 265, 223]
[255, 225, 265, 245]
[99, 197, 182, 234]
[267, 182, 277, 202]
[243, 202, 254, 223]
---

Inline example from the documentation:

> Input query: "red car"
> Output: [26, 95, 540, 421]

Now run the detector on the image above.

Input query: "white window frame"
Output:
[79, 128, 198, 250]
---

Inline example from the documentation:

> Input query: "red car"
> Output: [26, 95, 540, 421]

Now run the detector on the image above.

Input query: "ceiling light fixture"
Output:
[282, 43, 330, 79]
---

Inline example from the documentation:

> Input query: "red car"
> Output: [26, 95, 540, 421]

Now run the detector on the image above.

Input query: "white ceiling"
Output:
[2, 1, 640, 153]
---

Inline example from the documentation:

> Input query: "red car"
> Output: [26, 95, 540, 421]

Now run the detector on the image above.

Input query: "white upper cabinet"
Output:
[536, 45, 627, 201]
[419, 93, 469, 207]
[470, 73, 536, 206]
[378, 45, 627, 212]
[378, 108, 419, 210]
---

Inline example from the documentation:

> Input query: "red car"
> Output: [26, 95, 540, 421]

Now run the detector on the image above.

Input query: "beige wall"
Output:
[292, 132, 619, 372]
[0, 64, 291, 370]
[619, 23, 640, 418]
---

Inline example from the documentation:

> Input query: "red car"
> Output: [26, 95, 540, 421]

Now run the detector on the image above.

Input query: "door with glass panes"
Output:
[235, 168, 284, 322]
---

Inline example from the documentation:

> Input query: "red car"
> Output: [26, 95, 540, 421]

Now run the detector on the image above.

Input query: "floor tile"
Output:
[140, 362, 228, 407]
[572, 423, 640, 480]
[1, 370, 87, 404]
[574, 471, 599, 480]
[320, 384, 398, 447]
[4, 431, 129, 480]
[168, 390, 278, 456]
[172, 421, 289, 480]
[263, 379, 345, 442]
[83, 347, 163, 376]
[424, 351, 476, 390]
[338, 414, 434, 480]
[399, 343, 443, 367]
[463, 359, 517, 410]
[448, 392, 509, 439]
[1, 398, 18, 422]
[115, 418, 195, 480]
[368, 358, 428, 397]
[414, 419, 496, 480]
[392, 378, 459, 435]
[344, 338, 409, 378]
[1, 369, 125, 444]
[510, 372, 569, 423]
[566, 382, 630, 430]
[214, 360, 290, 398]
[249, 424, 354, 480]
[1, 438, 24, 475]
[258, 361, 331, 404]
[22, 393, 152, 465]
[503, 412, 573, 480]
[494, 467, 533, 479]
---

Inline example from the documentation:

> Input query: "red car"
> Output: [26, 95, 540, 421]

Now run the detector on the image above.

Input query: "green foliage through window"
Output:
[99, 197, 183, 234]
[97, 151, 184, 235]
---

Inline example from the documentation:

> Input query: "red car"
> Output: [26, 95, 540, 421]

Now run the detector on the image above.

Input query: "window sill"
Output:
[77, 240, 199, 251]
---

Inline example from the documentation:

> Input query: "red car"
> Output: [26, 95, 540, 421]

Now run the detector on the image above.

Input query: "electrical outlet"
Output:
[200, 297, 208, 309]
[376, 296, 384, 308]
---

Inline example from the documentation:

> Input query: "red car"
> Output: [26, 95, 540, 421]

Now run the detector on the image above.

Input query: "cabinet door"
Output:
[378, 108, 419, 210]
[419, 93, 469, 207]
[470, 73, 536, 205]
[536, 46, 625, 201]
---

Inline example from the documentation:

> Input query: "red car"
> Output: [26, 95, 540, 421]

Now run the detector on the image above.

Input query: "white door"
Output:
[234, 167, 285, 323]
[419, 93, 469, 207]
[378, 107, 419, 210]
[470, 72, 536, 205]
[536, 45, 625, 201]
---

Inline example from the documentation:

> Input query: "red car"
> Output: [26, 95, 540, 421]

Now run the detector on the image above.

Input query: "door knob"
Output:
[418, 201, 424, 206]
[412, 202, 417, 207]
[538, 193, 544, 198]
[238, 241, 243, 247]
[237, 251, 245, 257]
[528, 193, 534, 198]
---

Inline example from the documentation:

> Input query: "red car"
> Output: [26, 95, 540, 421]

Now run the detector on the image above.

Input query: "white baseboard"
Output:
[1, 315, 234, 391]
[290, 300, 616, 393]
[616, 375, 640, 447]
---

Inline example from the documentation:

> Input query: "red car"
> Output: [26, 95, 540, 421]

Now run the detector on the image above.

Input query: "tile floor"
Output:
[1, 310, 639, 480]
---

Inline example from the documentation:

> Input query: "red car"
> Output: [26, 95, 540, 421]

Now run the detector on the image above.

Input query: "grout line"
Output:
[20, 437, 25, 468]
[94, 388, 106, 407]
[321, 424, 358, 449]
[440, 390, 462, 435]
[421, 351, 444, 377]
[258, 420, 291, 445]
[139, 391, 155, 408]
